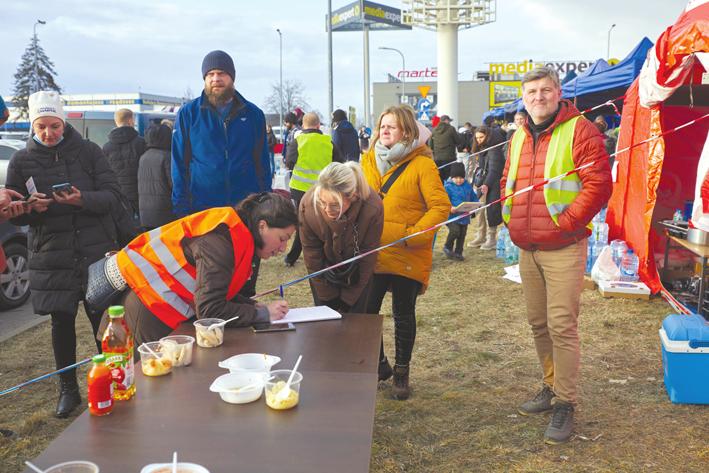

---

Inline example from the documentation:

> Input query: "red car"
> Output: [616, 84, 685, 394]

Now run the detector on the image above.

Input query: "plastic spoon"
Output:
[140, 343, 161, 359]
[209, 315, 240, 331]
[172, 451, 177, 473]
[277, 355, 302, 401]
[24, 461, 44, 473]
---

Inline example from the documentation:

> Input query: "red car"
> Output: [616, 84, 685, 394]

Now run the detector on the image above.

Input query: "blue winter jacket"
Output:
[444, 178, 476, 225]
[331, 120, 360, 162]
[171, 90, 272, 216]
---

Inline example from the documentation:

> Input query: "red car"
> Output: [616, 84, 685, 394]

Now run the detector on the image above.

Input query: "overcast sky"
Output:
[1, 0, 689, 118]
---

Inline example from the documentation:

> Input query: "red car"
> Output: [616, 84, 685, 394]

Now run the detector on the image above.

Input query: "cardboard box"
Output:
[660, 314, 709, 404]
[597, 280, 651, 299]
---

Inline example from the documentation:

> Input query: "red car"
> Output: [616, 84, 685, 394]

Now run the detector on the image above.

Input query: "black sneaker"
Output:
[544, 400, 575, 445]
[378, 358, 393, 382]
[443, 247, 454, 259]
[453, 252, 465, 261]
[518, 385, 555, 416]
[284, 257, 295, 267]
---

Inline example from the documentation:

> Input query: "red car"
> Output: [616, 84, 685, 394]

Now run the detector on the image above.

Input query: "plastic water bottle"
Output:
[505, 240, 518, 264]
[610, 239, 628, 267]
[496, 227, 508, 259]
[586, 243, 594, 273]
[673, 209, 684, 222]
[595, 222, 609, 246]
[620, 248, 640, 282]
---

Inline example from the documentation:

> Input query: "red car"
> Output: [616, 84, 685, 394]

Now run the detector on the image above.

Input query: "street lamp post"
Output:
[379, 46, 406, 105]
[607, 23, 616, 60]
[33, 19, 46, 93]
[276, 28, 283, 144]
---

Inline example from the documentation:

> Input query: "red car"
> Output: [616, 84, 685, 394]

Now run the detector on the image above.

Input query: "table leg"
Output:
[700, 257, 707, 318]
[663, 235, 671, 280]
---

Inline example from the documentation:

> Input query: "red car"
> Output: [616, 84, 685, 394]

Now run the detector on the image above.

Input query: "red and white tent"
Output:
[606, 0, 709, 295]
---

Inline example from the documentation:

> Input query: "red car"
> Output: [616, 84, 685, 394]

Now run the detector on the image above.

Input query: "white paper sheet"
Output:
[271, 305, 342, 324]
[502, 264, 522, 284]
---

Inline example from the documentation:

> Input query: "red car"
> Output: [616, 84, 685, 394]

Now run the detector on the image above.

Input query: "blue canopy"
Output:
[562, 37, 653, 99]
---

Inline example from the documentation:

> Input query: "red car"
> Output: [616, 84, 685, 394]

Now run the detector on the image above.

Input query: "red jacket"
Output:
[500, 100, 612, 251]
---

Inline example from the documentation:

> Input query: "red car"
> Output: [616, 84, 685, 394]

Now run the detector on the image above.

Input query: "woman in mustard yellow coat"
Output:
[361, 105, 451, 400]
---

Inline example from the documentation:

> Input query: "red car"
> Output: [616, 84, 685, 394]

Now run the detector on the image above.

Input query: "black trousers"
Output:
[51, 302, 103, 373]
[444, 223, 469, 255]
[285, 188, 306, 264]
[366, 274, 421, 366]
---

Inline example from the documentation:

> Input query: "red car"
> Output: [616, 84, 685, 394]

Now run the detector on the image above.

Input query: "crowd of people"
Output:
[1, 52, 614, 444]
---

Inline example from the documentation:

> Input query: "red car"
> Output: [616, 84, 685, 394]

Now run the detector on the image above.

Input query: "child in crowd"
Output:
[443, 162, 477, 261]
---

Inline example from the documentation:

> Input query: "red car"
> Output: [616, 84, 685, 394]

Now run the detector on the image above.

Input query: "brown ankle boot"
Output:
[391, 364, 410, 400]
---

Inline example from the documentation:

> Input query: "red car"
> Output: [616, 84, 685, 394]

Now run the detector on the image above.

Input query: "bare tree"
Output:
[263, 79, 311, 115]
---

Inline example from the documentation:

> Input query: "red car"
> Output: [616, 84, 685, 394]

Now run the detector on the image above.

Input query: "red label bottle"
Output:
[87, 354, 113, 416]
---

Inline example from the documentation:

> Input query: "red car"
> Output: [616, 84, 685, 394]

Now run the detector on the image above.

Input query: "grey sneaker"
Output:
[544, 400, 575, 445]
[518, 385, 555, 416]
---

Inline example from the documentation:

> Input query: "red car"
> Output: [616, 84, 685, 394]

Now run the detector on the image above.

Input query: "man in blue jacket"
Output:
[172, 50, 272, 216]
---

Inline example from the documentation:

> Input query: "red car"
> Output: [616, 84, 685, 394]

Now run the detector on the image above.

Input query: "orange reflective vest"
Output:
[116, 207, 254, 329]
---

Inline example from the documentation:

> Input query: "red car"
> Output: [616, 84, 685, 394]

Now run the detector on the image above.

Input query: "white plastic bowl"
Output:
[209, 372, 264, 404]
[218, 353, 281, 376]
[44, 462, 99, 473]
[140, 462, 209, 473]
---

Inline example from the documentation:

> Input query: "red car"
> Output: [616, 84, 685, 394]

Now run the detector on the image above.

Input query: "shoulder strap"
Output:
[380, 160, 411, 197]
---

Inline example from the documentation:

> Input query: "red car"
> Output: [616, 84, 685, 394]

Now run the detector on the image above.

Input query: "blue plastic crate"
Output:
[659, 314, 709, 404]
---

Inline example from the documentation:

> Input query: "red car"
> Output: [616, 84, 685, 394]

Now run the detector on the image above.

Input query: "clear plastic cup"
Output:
[265, 369, 303, 410]
[193, 318, 224, 348]
[140, 463, 209, 473]
[44, 461, 100, 473]
[159, 335, 195, 367]
[138, 341, 173, 376]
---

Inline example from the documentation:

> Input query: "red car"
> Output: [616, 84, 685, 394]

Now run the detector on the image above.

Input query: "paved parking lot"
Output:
[0, 300, 46, 343]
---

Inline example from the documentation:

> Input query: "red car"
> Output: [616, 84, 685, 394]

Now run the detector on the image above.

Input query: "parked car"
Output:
[0, 139, 26, 185]
[0, 221, 30, 310]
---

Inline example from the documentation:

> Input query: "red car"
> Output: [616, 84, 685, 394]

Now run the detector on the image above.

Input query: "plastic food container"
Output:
[218, 353, 281, 377]
[265, 369, 303, 410]
[138, 341, 173, 376]
[209, 372, 265, 404]
[140, 462, 210, 473]
[159, 335, 195, 367]
[44, 461, 100, 473]
[193, 318, 224, 348]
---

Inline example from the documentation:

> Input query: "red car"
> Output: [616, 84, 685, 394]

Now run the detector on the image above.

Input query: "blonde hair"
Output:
[313, 161, 371, 220]
[114, 108, 134, 126]
[372, 104, 419, 147]
[302, 112, 320, 129]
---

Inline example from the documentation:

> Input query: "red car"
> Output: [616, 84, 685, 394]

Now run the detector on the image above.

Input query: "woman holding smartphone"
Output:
[5, 91, 123, 418]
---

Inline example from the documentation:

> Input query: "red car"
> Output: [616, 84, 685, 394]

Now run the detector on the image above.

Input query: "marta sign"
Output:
[488, 60, 596, 75]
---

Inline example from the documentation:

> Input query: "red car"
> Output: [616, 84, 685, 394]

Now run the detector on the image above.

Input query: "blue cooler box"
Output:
[659, 313, 709, 404]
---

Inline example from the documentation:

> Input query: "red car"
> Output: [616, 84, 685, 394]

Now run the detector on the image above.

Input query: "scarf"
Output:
[374, 140, 414, 176]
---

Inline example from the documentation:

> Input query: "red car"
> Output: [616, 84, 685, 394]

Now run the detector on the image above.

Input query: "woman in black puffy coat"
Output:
[472, 126, 505, 250]
[6, 91, 122, 418]
[138, 124, 173, 230]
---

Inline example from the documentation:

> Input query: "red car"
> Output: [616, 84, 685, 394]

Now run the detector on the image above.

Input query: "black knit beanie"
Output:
[450, 162, 466, 179]
[201, 50, 235, 80]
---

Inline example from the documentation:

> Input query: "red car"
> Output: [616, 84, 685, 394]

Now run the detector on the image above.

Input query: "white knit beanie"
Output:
[28, 91, 64, 124]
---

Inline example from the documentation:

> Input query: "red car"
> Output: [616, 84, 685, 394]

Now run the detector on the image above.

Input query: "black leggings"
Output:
[444, 223, 469, 254]
[285, 188, 305, 264]
[51, 303, 103, 371]
[366, 274, 421, 366]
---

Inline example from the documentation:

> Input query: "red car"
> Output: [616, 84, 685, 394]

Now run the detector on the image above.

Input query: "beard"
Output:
[205, 83, 235, 107]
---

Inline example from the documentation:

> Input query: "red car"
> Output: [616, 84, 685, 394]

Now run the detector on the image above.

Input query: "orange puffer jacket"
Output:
[500, 100, 612, 251]
[362, 144, 451, 293]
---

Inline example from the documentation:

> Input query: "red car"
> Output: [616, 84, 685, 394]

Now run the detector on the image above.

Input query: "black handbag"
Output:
[85, 253, 128, 313]
[473, 165, 487, 187]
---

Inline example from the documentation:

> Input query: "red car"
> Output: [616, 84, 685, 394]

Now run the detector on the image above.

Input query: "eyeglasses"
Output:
[318, 201, 341, 213]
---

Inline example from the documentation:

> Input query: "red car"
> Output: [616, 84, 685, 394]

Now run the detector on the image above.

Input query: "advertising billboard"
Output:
[489, 81, 521, 107]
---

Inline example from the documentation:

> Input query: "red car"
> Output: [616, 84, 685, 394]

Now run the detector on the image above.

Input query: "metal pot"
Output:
[687, 227, 709, 246]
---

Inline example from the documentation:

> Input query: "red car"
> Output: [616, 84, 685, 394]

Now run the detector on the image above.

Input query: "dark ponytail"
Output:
[236, 192, 298, 248]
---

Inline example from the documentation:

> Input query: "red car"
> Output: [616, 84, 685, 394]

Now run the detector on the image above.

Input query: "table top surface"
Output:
[27, 313, 382, 473]
[667, 234, 709, 258]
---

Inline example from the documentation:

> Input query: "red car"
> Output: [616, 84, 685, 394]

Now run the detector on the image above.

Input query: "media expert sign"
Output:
[330, 0, 410, 31]
[489, 81, 522, 108]
[488, 60, 596, 76]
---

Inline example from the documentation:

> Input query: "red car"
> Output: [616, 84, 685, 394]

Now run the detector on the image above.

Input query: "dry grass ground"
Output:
[1, 227, 708, 472]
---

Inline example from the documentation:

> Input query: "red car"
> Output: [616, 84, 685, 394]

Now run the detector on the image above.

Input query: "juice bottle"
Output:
[101, 305, 136, 401]
[87, 354, 113, 416]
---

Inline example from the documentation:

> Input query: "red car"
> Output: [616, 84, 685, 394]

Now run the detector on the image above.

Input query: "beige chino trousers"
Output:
[518, 238, 587, 404]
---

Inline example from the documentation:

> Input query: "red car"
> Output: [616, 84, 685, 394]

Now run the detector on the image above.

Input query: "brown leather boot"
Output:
[391, 364, 410, 400]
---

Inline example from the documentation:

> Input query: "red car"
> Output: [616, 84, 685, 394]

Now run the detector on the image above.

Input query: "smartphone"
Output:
[252, 322, 296, 333]
[51, 183, 73, 194]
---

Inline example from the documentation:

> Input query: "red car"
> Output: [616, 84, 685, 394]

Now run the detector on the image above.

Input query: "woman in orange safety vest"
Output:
[97, 192, 298, 347]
